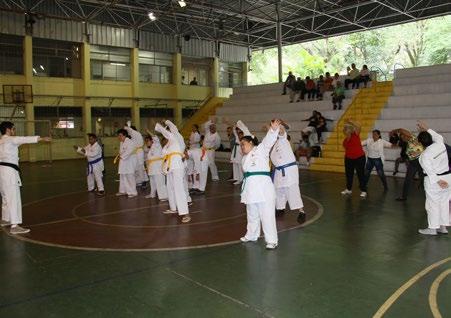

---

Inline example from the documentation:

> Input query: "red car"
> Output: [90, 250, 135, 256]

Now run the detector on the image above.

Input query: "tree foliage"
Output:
[249, 16, 451, 85]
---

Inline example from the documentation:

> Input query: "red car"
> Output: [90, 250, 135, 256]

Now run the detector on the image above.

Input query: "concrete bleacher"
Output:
[370, 63, 451, 176]
[213, 82, 359, 161]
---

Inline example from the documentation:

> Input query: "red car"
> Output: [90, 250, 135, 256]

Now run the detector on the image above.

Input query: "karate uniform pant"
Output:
[135, 163, 149, 185]
[232, 163, 243, 182]
[149, 174, 168, 200]
[183, 173, 192, 203]
[424, 175, 451, 229]
[207, 151, 219, 180]
[87, 168, 104, 192]
[0, 184, 22, 225]
[276, 184, 304, 210]
[191, 168, 208, 191]
[166, 169, 189, 215]
[119, 174, 137, 196]
[244, 199, 278, 245]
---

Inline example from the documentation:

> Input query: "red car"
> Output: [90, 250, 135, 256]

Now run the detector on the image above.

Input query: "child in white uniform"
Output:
[145, 133, 168, 201]
[115, 129, 138, 198]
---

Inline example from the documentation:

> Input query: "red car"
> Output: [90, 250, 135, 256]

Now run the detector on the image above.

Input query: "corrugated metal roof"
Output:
[0, 11, 24, 36]
[139, 31, 176, 53]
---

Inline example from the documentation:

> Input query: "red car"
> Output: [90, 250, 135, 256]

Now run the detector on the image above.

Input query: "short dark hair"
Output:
[130, 125, 137, 131]
[117, 129, 129, 137]
[418, 131, 433, 148]
[372, 129, 381, 138]
[0, 121, 14, 135]
[87, 133, 97, 140]
[241, 135, 259, 146]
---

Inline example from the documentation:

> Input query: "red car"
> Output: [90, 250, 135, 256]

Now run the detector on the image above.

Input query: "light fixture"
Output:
[110, 62, 126, 66]
[32, 68, 37, 74]
[178, 0, 187, 7]
[148, 12, 156, 21]
[39, 65, 45, 70]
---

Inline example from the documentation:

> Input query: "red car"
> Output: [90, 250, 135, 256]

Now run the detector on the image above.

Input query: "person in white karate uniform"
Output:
[144, 133, 168, 201]
[115, 129, 138, 198]
[155, 122, 191, 223]
[74, 133, 105, 196]
[0, 121, 51, 234]
[124, 123, 148, 187]
[239, 119, 281, 250]
[416, 121, 450, 235]
[186, 146, 209, 194]
[189, 124, 201, 149]
[230, 124, 244, 185]
[203, 120, 222, 181]
[270, 122, 306, 224]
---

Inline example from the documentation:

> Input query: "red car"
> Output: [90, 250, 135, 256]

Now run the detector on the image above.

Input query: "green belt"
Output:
[242, 171, 271, 193]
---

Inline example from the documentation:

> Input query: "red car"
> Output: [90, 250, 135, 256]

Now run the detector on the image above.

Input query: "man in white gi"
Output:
[124, 123, 148, 187]
[74, 133, 105, 196]
[144, 132, 168, 201]
[115, 128, 138, 198]
[203, 120, 222, 181]
[270, 122, 306, 224]
[186, 145, 209, 194]
[0, 121, 51, 234]
[189, 124, 201, 149]
[417, 121, 450, 235]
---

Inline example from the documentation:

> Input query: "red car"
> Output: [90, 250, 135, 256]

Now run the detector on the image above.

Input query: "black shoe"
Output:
[282, 93, 286, 95]
[96, 191, 105, 196]
[275, 209, 285, 217]
[297, 212, 306, 224]
[392, 171, 398, 176]
[396, 197, 406, 201]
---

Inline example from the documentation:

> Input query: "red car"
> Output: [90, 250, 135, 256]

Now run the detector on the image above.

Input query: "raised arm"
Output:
[256, 120, 281, 155]
[165, 120, 179, 134]
[155, 123, 173, 141]
[417, 120, 444, 144]
[12, 136, 41, 146]
[345, 119, 361, 135]
[236, 120, 253, 138]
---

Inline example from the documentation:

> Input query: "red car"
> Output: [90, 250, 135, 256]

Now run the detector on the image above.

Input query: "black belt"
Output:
[0, 162, 22, 180]
[424, 170, 451, 177]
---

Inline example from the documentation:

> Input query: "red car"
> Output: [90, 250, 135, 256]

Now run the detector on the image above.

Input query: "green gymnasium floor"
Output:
[0, 160, 450, 318]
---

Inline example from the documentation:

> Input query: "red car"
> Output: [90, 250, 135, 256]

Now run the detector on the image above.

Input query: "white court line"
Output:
[168, 268, 275, 318]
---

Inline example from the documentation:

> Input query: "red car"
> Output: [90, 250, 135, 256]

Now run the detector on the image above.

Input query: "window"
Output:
[33, 38, 81, 78]
[220, 62, 243, 88]
[92, 107, 131, 137]
[139, 51, 173, 84]
[0, 34, 23, 75]
[182, 57, 211, 86]
[90, 45, 131, 81]
[34, 106, 83, 138]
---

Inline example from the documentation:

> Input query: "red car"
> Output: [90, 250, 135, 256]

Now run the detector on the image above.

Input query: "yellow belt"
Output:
[114, 147, 143, 165]
[163, 152, 184, 171]
[135, 147, 143, 154]
[146, 157, 163, 170]
[206, 147, 215, 151]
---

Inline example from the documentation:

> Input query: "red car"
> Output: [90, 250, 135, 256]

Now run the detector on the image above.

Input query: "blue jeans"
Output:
[365, 157, 388, 190]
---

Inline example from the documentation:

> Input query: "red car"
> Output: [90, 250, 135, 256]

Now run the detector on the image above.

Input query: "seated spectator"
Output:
[303, 110, 319, 127]
[296, 127, 321, 166]
[345, 63, 360, 89]
[324, 72, 334, 91]
[315, 112, 332, 143]
[291, 77, 305, 102]
[190, 77, 198, 85]
[331, 72, 340, 88]
[316, 75, 325, 100]
[296, 135, 312, 166]
[332, 81, 345, 110]
[282, 71, 296, 95]
[305, 76, 316, 101]
[359, 65, 371, 88]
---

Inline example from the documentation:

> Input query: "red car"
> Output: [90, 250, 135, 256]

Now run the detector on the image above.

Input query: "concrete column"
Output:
[23, 35, 36, 161]
[276, 3, 283, 83]
[242, 62, 248, 87]
[173, 53, 183, 127]
[211, 57, 219, 97]
[81, 42, 92, 140]
[130, 48, 140, 129]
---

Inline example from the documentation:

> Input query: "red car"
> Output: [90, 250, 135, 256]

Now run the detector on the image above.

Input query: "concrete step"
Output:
[380, 105, 451, 120]
[394, 63, 451, 79]
[393, 82, 451, 96]
[394, 73, 451, 86]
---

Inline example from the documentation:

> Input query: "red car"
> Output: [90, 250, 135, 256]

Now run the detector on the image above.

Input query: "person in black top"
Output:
[282, 71, 296, 95]
[190, 77, 198, 85]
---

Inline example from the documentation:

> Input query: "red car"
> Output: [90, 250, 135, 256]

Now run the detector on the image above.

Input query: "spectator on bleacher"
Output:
[305, 76, 316, 101]
[390, 128, 425, 201]
[296, 127, 320, 166]
[359, 65, 371, 88]
[324, 72, 334, 91]
[291, 77, 305, 102]
[341, 119, 367, 198]
[316, 75, 325, 100]
[345, 64, 360, 89]
[332, 73, 340, 88]
[316, 112, 332, 143]
[303, 110, 319, 127]
[296, 134, 313, 166]
[362, 130, 393, 191]
[332, 81, 345, 110]
[190, 77, 198, 85]
[282, 71, 296, 95]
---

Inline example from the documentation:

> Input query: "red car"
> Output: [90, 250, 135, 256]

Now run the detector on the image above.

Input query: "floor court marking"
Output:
[168, 268, 275, 318]
[373, 257, 451, 318]
[429, 268, 451, 318]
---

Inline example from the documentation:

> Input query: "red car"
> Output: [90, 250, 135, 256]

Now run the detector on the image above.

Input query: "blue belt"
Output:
[273, 161, 297, 177]
[87, 157, 103, 175]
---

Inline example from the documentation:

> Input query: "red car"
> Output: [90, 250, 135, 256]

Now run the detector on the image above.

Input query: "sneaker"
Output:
[297, 211, 306, 224]
[0, 220, 11, 227]
[360, 192, 367, 198]
[145, 194, 155, 199]
[127, 194, 137, 198]
[437, 226, 448, 234]
[181, 215, 191, 223]
[10, 226, 30, 234]
[96, 191, 105, 197]
[266, 243, 278, 250]
[233, 181, 242, 185]
[88, 189, 96, 193]
[163, 209, 177, 214]
[418, 228, 437, 236]
[159, 199, 168, 202]
[115, 192, 127, 197]
[341, 189, 352, 195]
[240, 237, 257, 243]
